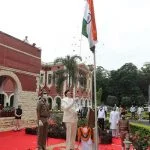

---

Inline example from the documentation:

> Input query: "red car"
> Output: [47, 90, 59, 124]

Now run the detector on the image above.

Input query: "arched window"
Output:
[48, 97, 52, 110]
[0, 94, 4, 107]
[10, 95, 14, 107]
[56, 97, 61, 110]
[47, 73, 52, 85]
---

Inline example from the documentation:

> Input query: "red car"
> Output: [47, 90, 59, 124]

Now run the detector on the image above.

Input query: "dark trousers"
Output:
[131, 112, 135, 119]
[98, 118, 104, 131]
[37, 122, 48, 150]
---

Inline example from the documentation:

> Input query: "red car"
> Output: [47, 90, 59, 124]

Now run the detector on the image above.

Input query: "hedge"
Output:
[130, 122, 150, 136]
[129, 122, 150, 149]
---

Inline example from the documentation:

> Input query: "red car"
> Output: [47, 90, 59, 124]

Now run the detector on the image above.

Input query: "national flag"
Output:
[82, 0, 97, 51]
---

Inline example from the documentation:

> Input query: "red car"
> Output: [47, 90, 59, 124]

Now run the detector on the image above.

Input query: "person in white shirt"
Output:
[148, 105, 150, 124]
[137, 106, 144, 121]
[130, 105, 136, 119]
[98, 106, 105, 131]
[109, 107, 120, 137]
[61, 89, 78, 150]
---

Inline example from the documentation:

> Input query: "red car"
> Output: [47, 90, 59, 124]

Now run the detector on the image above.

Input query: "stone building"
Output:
[0, 31, 41, 129]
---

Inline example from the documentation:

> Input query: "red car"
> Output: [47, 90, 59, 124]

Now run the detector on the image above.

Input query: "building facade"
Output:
[0, 31, 41, 125]
[39, 62, 93, 110]
[0, 31, 93, 130]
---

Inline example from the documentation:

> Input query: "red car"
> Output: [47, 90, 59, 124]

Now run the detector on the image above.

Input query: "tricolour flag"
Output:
[82, 0, 97, 51]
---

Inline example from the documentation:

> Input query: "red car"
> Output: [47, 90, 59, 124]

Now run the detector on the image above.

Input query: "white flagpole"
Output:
[91, 46, 98, 150]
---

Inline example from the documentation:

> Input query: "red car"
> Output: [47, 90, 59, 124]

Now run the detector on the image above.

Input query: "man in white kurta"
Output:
[137, 106, 144, 121]
[109, 107, 120, 137]
[61, 89, 78, 150]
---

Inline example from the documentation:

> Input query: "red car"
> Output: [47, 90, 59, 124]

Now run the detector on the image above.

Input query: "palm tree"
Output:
[53, 55, 82, 94]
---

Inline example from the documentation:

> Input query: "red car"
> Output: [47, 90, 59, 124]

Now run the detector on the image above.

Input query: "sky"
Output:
[1, 0, 150, 70]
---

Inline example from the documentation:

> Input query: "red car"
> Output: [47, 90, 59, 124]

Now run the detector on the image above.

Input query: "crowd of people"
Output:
[1, 90, 149, 150]
[129, 104, 150, 122]
[35, 90, 150, 150]
[97, 104, 150, 150]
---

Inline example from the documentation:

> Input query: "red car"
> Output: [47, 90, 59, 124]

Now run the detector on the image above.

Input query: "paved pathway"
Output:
[130, 119, 150, 126]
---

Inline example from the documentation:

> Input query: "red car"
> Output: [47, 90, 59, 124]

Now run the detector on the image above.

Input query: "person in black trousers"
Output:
[14, 105, 22, 130]
[98, 107, 105, 131]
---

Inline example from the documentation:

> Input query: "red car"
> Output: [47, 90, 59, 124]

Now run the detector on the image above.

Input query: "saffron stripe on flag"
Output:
[82, 0, 97, 49]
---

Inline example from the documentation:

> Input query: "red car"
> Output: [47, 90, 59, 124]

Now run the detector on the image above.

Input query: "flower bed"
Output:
[25, 112, 66, 139]
[25, 122, 66, 139]
[0, 107, 15, 117]
[25, 113, 89, 139]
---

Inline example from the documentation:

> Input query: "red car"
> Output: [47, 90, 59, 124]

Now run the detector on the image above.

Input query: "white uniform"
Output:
[61, 97, 78, 150]
[137, 107, 144, 121]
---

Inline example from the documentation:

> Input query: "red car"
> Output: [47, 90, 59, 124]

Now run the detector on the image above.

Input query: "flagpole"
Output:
[90, 46, 98, 150]
[81, 0, 98, 147]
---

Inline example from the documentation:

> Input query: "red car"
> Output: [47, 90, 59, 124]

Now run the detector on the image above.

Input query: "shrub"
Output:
[0, 107, 15, 117]
[121, 96, 132, 107]
[129, 122, 150, 149]
[106, 95, 118, 106]
[26, 112, 88, 139]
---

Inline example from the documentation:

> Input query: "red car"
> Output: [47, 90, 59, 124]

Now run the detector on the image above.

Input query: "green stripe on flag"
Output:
[82, 19, 88, 38]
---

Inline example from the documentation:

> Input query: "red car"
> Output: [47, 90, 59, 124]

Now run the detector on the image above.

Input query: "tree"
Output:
[108, 63, 140, 105]
[138, 63, 150, 102]
[121, 96, 132, 107]
[53, 70, 67, 94]
[96, 88, 102, 106]
[54, 55, 82, 94]
[96, 66, 109, 103]
[117, 63, 139, 96]
[136, 95, 146, 106]
[106, 95, 118, 106]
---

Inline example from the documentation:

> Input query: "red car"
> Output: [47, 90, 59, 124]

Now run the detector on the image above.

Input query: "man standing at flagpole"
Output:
[81, 0, 98, 149]
[61, 89, 78, 150]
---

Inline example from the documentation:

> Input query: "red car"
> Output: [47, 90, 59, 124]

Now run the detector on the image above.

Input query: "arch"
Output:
[0, 92, 8, 106]
[0, 70, 22, 107]
[47, 96, 53, 110]
[54, 96, 62, 110]
[0, 70, 22, 91]
[9, 93, 14, 107]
